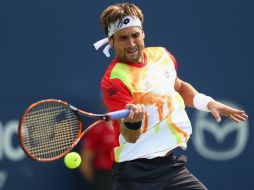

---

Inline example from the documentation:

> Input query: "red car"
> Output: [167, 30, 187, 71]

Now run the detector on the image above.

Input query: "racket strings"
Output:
[23, 108, 79, 158]
[21, 102, 80, 160]
[22, 121, 78, 158]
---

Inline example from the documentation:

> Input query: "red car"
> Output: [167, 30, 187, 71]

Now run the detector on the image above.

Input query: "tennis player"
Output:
[94, 3, 248, 190]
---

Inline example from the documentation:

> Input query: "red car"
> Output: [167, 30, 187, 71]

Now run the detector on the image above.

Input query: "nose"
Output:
[126, 37, 135, 48]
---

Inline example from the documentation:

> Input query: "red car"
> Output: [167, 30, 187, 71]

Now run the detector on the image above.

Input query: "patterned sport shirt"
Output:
[101, 47, 192, 162]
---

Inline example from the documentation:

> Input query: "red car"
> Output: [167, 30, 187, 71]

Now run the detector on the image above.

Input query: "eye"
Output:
[118, 36, 128, 41]
[132, 32, 140, 38]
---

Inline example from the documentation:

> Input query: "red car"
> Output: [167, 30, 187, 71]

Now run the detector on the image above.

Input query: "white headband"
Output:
[93, 16, 142, 57]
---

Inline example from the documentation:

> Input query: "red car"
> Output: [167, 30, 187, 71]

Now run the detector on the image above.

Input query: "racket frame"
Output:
[19, 99, 103, 162]
[18, 99, 129, 162]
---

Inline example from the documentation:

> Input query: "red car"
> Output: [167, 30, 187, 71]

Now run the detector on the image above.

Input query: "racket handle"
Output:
[108, 109, 130, 120]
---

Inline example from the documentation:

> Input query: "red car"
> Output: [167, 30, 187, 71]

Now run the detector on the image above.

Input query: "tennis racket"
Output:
[18, 99, 129, 162]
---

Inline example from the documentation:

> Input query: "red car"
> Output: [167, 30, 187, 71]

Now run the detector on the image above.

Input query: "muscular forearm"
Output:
[120, 125, 141, 143]
[119, 119, 142, 143]
[118, 104, 145, 143]
[176, 80, 198, 108]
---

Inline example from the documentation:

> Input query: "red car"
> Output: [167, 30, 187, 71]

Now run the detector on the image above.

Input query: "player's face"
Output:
[110, 27, 145, 64]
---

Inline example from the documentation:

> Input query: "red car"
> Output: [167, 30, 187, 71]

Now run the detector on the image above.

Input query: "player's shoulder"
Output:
[145, 47, 175, 57]
[101, 59, 118, 79]
[102, 58, 130, 83]
[145, 46, 167, 52]
[144, 47, 173, 59]
[144, 46, 173, 55]
[100, 59, 126, 94]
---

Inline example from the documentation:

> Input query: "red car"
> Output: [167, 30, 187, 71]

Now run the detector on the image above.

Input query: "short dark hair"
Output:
[99, 3, 144, 36]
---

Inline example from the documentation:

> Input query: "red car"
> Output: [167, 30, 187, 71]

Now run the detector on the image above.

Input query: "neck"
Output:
[136, 53, 144, 64]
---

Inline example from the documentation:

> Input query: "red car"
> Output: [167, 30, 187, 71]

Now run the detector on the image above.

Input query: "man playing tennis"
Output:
[94, 3, 248, 190]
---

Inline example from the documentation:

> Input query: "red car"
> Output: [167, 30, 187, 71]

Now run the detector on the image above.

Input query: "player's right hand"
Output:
[124, 104, 145, 123]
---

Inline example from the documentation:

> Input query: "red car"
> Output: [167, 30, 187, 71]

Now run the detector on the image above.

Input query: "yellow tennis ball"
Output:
[64, 152, 81, 169]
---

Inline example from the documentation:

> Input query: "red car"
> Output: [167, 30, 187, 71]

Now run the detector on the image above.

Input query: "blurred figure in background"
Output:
[79, 120, 114, 190]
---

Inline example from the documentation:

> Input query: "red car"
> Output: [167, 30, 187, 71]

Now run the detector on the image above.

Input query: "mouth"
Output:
[126, 48, 138, 54]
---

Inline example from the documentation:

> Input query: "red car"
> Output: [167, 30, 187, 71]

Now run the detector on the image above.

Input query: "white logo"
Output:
[0, 120, 25, 161]
[192, 100, 249, 161]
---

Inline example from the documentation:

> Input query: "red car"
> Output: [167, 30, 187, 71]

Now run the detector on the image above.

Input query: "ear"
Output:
[108, 37, 114, 47]
[142, 30, 145, 39]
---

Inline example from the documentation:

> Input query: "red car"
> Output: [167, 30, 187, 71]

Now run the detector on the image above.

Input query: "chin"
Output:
[126, 56, 137, 61]
[127, 54, 142, 63]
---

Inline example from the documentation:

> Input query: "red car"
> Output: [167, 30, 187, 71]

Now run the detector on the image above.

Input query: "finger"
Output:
[140, 104, 145, 119]
[125, 109, 134, 122]
[134, 104, 144, 122]
[125, 104, 136, 120]
[239, 112, 248, 119]
[211, 110, 221, 123]
[130, 104, 144, 122]
[232, 113, 247, 122]
[221, 107, 242, 116]
[126, 103, 135, 110]
[230, 109, 249, 119]
[229, 114, 241, 123]
[137, 104, 145, 120]
[132, 104, 141, 122]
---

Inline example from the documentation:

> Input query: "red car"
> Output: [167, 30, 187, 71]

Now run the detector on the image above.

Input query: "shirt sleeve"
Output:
[101, 77, 133, 112]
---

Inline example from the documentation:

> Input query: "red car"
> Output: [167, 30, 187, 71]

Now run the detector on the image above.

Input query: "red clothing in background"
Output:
[82, 121, 114, 171]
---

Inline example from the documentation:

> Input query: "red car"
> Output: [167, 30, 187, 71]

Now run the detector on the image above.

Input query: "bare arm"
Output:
[118, 76, 248, 143]
[119, 104, 145, 143]
[174, 77, 198, 107]
[174, 77, 248, 123]
[79, 149, 94, 183]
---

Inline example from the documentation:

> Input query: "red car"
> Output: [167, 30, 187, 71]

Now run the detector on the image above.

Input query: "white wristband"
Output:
[193, 93, 214, 112]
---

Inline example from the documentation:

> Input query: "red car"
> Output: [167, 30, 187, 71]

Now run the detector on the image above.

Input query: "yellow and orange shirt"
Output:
[101, 47, 192, 162]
